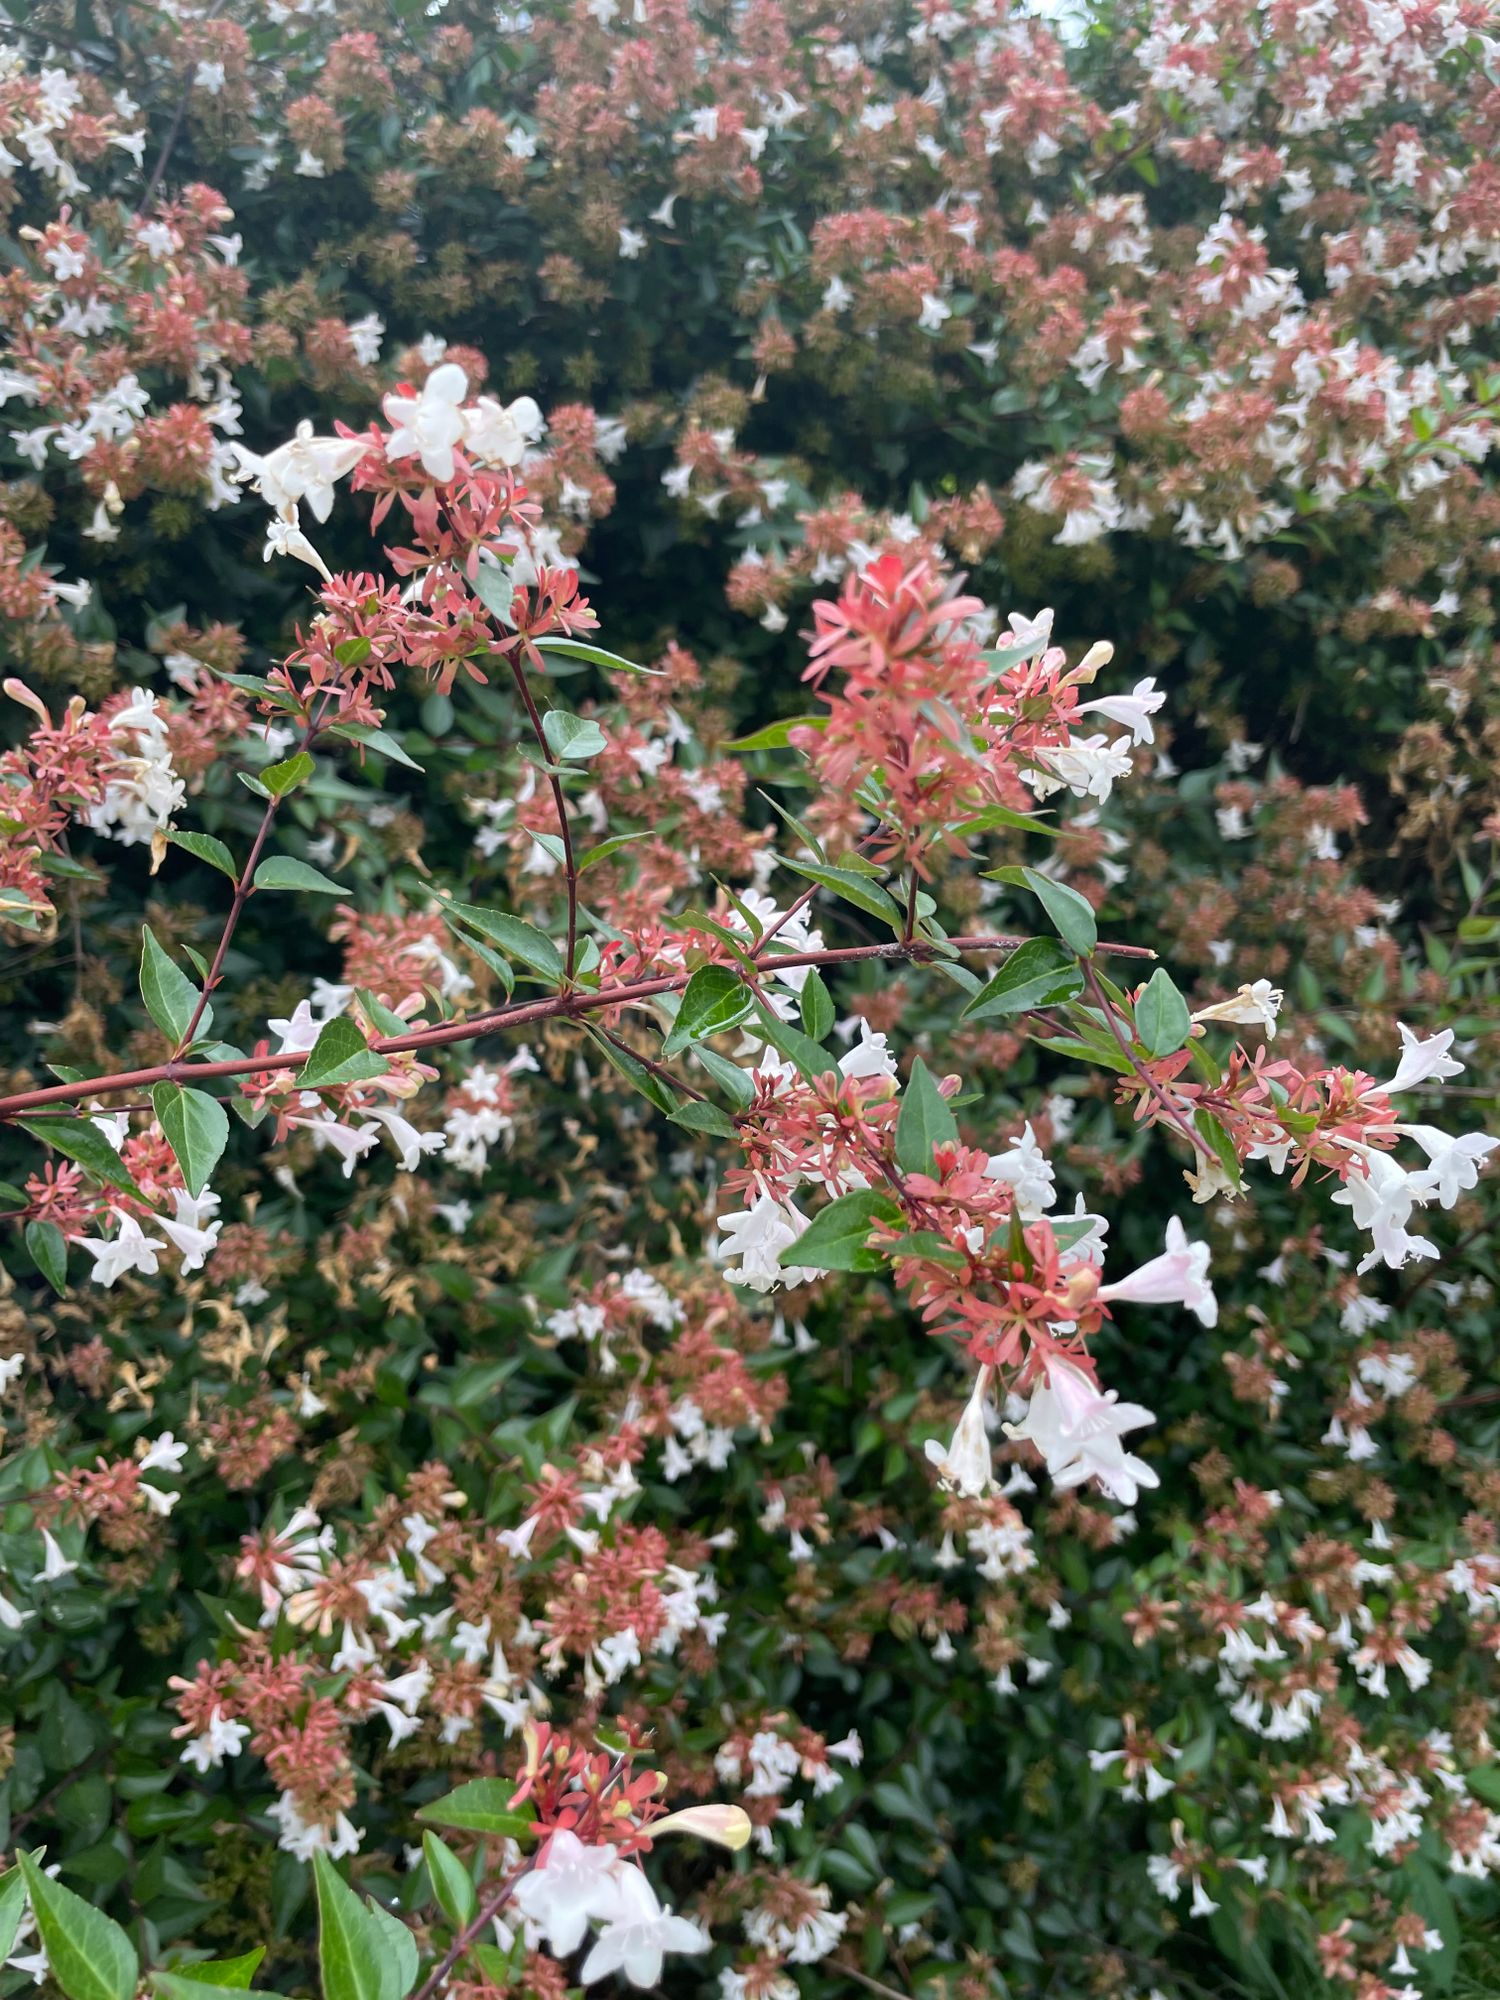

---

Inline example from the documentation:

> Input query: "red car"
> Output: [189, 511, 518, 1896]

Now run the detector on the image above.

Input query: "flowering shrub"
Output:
[0, 5, 1498, 2000]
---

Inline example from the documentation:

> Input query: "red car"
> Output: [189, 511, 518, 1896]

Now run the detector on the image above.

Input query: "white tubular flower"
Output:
[263, 509, 333, 582]
[1005, 1357, 1159, 1506]
[462, 392, 544, 467]
[984, 1122, 1055, 1219]
[158, 1188, 222, 1273]
[717, 1193, 828, 1293]
[1394, 1125, 1499, 1208]
[75, 1211, 167, 1287]
[1378, 1023, 1463, 1095]
[1097, 1216, 1217, 1326]
[924, 1366, 996, 1498]
[382, 361, 469, 481]
[579, 1865, 708, 1988]
[1076, 675, 1166, 743]
[509, 1830, 626, 1956]
[1330, 1150, 1439, 1274]
[1022, 732, 1135, 803]
[230, 420, 366, 522]
[1191, 979, 1284, 1039]
[179, 1706, 250, 1772]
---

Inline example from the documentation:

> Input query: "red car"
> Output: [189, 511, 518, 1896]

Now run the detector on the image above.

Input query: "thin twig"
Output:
[0, 932, 1157, 1120]
[1080, 960, 1217, 1164]
[409, 1862, 527, 2000]
[511, 650, 580, 980]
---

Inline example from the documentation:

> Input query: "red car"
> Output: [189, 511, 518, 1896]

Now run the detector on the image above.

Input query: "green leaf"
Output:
[1133, 967, 1192, 1058]
[668, 1100, 740, 1139]
[1013, 868, 1097, 956]
[894, 1056, 957, 1174]
[663, 966, 752, 1055]
[151, 1083, 229, 1199]
[780, 857, 903, 932]
[253, 858, 350, 896]
[167, 831, 237, 879]
[17, 1849, 138, 2000]
[444, 903, 564, 982]
[723, 715, 825, 751]
[963, 938, 1085, 1020]
[141, 928, 207, 1046]
[169, 1949, 266, 1988]
[313, 1852, 396, 2000]
[954, 804, 1058, 839]
[577, 830, 650, 872]
[0, 1869, 26, 1966]
[258, 752, 315, 797]
[298, 1017, 389, 1091]
[25, 1219, 67, 1295]
[986, 866, 1097, 957]
[367, 1904, 419, 2000]
[446, 925, 514, 998]
[152, 1978, 287, 2000]
[541, 708, 607, 761]
[1194, 1109, 1243, 1191]
[690, 1045, 755, 1109]
[584, 1029, 678, 1116]
[470, 562, 514, 623]
[422, 1832, 476, 1928]
[18, 1119, 141, 1199]
[799, 967, 835, 1042]
[533, 637, 663, 676]
[417, 1778, 534, 1840]
[791, 1190, 903, 1273]
[752, 1005, 839, 1083]
[331, 724, 425, 772]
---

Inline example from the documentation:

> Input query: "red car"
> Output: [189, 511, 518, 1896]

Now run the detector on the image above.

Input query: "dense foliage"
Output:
[0, 3, 1497, 2000]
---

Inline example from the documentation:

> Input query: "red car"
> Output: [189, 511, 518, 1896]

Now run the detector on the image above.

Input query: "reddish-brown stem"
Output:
[513, 645, 580, 980]
[1079, 960, 1217, 1166]
[409, 1861, 528, 2000]
[0, 932, 1156, 1120]
[176, 696, 337, 1055]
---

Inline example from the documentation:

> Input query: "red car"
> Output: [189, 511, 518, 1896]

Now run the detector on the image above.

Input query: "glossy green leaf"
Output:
[723, 715, 825, 751]
[422, 1831, 477, 1928]
[444, 903, 564, 982]
[312, 1852, 414, 2000]
[894, 1056, 958, 1174]
[169, 1948, 266, 1988]
[541, 708, 607, 761]
[533, 637, 663, 676]
[259, 752, 315, 797]
[791, 1190, 903, 1274]
[298, 1017, 390, 1090]
[470, 561, 514, 623]
[417, 1778, 534, 1840]
[253, 857, 349, 895]
[18, 1118, 141, 1198]
[779, 857, 903, 932]
[798, 966, 835, 1042]
[986, 866, 1098, 957]
[141, 927, 207, 1045]
[1134, 966, 1192, 1058]
[151, 1082, 229, 1198]
[17, 1850, 138, 2000]
[0, 1869, 25, 1966]
[667, 1099, 740, 1138]
[25, 1218, 67, 1295]
[963, 937, 1085, 1020]
[663, 966, 752, 1054]
[167, 831, 238, 879]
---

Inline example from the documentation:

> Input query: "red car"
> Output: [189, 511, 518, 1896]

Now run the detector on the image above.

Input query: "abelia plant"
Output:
[0, 5, 1497, 2000]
